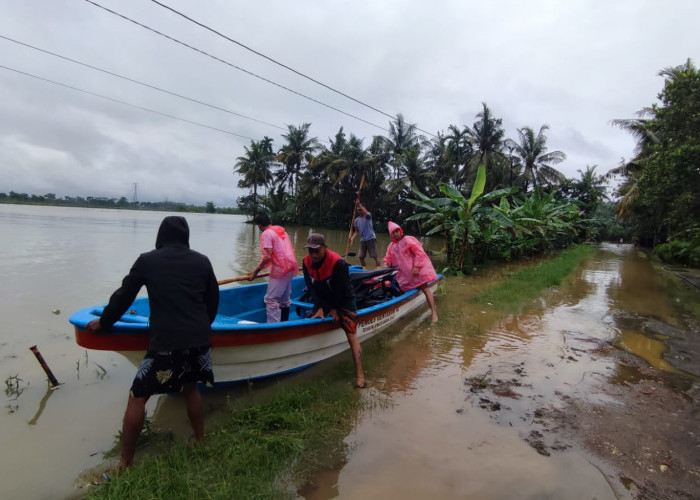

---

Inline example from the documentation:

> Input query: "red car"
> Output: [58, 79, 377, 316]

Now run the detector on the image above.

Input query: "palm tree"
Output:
[276, 123, 319, 197]
[464, 103, 506, 190]
[380, 113, 420, 179]
[469, 103, 504, 163]
[505, 125, 566, 191]
[608, 112, 659, 218]
[234, 137, 274, 216]
[444, 124, 473, 187]
[400, 146, 433, 194]
[573, 165, 608, 216]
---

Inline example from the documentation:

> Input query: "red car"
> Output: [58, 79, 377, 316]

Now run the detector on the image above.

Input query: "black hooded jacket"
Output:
[99, 216, 219, 351]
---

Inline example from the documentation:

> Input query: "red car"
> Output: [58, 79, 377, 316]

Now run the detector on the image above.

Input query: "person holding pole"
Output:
[247, 213, 298, 323]
[86, 216, 219, 470]
[348, 201, 381, 269]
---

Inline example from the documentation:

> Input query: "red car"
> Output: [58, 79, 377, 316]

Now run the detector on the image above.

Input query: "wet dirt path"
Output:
[300, 244, 700, 499]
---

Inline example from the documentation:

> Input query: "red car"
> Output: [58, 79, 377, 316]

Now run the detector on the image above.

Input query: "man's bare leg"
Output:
[346, 332, 365, 387]
[182, 383, 204, 441]
[120, 395, 148, 469]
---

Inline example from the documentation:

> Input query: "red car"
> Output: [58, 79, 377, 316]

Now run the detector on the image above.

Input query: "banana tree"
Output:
[409, 165, 507, 270]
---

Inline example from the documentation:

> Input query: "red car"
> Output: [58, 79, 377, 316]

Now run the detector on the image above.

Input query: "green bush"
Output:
[653, 240, 700, 267]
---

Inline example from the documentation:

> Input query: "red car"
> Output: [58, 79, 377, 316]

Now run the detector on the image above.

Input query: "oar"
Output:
[218, 267, 303, 286]
[218, 273, 269, 286]
[344, 170, 366, 259]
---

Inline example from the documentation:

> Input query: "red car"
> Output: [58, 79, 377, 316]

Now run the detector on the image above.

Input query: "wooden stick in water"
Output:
[29, 345, 59, 388]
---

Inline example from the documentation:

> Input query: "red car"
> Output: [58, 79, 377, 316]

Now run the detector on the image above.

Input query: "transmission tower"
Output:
[132, 183, 138, 203]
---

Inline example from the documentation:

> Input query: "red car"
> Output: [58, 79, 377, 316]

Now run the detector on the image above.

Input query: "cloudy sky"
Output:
[1, 0, 697, 206]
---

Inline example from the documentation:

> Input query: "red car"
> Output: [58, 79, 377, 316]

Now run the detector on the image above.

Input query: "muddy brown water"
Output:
[297, 244, 700, 499]
[1, 205, 698, 499]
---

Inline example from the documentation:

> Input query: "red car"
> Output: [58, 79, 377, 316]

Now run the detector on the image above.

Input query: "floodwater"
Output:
[0, 205, 697, 499]
[299, 244, 700, 498]
[0, 205, 400, 500]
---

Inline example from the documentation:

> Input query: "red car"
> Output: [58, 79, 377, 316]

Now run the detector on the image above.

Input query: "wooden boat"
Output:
[70, 267, 441, 384]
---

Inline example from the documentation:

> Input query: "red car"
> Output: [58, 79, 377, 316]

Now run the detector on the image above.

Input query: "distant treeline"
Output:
[0, 191, 241, 215]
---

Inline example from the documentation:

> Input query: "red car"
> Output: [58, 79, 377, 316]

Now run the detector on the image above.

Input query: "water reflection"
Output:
[28, 386, 58, 426]
[300, 243, 700, 499]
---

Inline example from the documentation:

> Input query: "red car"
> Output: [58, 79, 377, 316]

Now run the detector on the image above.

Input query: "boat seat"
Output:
[231, 307, 267, 323]
[291, 299, 313, 309]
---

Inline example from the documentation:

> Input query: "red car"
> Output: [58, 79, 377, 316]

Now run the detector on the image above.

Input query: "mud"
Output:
[465, 311, 700, 499]
[298, 244, 700, 499]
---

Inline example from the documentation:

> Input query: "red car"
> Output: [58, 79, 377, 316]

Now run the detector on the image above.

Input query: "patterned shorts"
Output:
[339, 309, 358, 336]
[130, 345, 214, 398]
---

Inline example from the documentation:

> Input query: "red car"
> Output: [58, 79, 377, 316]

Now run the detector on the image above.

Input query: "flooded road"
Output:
[1, 205, 698, 498]
[300, 244, 700, 499]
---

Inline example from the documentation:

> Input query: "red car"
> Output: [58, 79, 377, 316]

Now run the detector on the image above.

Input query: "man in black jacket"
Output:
[86, 216, 219, 469]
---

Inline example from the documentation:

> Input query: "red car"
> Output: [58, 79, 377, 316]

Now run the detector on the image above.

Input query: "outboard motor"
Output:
[349, 266, 403, 309]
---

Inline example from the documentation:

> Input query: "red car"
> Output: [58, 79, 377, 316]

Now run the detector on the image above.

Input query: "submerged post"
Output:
[29, 345, 60, 387]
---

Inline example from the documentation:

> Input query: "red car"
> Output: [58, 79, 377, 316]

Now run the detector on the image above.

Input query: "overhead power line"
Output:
[0, 35, 285, 131]
[83, 0, 389, 133]
[149, 0, 437, 139]
[0, 64, 256, 140]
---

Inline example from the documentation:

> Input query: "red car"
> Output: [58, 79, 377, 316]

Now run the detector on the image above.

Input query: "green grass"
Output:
[470, 245, 595, 311]
[88, 381, 363, 499]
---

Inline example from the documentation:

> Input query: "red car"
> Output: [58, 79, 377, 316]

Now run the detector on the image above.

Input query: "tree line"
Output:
[609, 59, 700, 266]
[0, 191, 233, 214]
[235, 106, 619, 272]
[235, 60, 699, 270]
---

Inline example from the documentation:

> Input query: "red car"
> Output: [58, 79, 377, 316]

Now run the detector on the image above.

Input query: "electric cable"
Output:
[83, 0, 389, 133]
[0, 64, 256, 140]
[0, 34, 285, 131]
[149, 0, 436, 138]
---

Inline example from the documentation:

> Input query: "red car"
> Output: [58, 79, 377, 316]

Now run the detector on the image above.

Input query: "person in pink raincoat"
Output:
[247, 213, 298, 323]
[383, 221, 439, 323]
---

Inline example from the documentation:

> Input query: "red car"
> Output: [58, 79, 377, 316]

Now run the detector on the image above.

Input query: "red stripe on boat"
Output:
[73, 295, 414, 352]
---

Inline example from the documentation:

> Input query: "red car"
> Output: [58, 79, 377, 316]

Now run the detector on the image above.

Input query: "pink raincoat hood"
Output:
[270, 225, 288, 239]
[388, 221, 403, 240]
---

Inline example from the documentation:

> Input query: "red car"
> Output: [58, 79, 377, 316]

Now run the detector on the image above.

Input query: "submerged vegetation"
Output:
[471, 245, 596, 310]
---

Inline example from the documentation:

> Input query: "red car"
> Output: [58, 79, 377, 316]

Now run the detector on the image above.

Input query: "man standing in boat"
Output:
[86, 216, 219, 470]
[348, 201, 381, 269]
[302, 233, 366, 388]
[247, 213, 298, 323]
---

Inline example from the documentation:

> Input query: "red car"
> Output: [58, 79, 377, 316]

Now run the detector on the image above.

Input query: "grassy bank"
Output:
[470, 244, 596, 310]
[89, 378, 364, 499]
[87, 245, 595, 499]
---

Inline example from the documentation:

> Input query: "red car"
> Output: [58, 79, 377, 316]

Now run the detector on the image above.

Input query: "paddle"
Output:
[218, 267, 303, 286]
[344, 171, 366, 259]
[217, 273, 269, 285]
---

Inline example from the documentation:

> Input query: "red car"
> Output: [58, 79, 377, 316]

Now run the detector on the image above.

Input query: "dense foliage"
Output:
[610, 59, 700, 261]
[235, 106, 613, 272]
